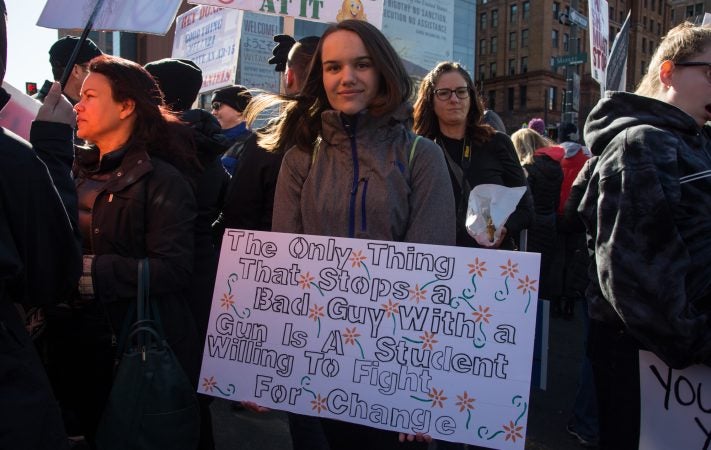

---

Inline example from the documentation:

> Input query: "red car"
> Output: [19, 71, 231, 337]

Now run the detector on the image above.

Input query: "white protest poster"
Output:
[199, 230, 541, 448]
[381, 0, 454, 77]
[588, 0, 609, 94]
[0, 82, 41, 141]
[37, 0, 182, 35]
[639, 351, 711, 450]
[238, 12, 281, 93]
[172, 6, 242, 93]
[189, 0, 385, 28]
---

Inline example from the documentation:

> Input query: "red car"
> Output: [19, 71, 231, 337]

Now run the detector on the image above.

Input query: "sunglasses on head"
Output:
[211, 102, 222, 110]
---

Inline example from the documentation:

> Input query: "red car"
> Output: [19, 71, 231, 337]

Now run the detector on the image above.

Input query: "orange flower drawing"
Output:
[308, 304, 324, 321]
[503, 421, 524, 442]
[467, 257, 488, 277]
[380, 299, 400, 318]
[517, 275, 538, 294]
[349, 250, 367, 267]
[456, 391, 476, 412]
[420, 331, 438, 350]
[427, 388, 448, 408]
[202, 376, 217, 392]
[311, 394, 327, 413]
[499, 259, 519, 278]
[299, 272, 315, 289]
[472, 305, 493, 324]
[408, 284, 428, 303]
[343, 327, 361, 345]
[220, 293, 235, 310]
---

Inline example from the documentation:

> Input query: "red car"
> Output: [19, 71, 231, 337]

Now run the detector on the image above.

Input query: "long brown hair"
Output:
[413, 61, 494, 146]
[246, 20, 412, 153]
[88, 55, 200, 177]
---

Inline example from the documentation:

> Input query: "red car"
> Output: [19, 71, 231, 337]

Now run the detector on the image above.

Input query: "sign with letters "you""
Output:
[199, 230, 541, 448]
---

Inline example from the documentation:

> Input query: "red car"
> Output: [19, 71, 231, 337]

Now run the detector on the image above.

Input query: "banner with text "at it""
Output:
[200, 230, 540, 449]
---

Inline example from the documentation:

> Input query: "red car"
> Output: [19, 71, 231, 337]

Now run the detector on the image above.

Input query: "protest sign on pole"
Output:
[605, 11, 631, 92]
[381, 0, 454, 78]
[639, 351, 711, 450]
[189, 0, 385, 28]
[238, 12, 281, 93]
[172, 6, 242, 93]
[200, 230, 541, 448]
[588, 0, 609, 94]
[37, 0, 183, 35]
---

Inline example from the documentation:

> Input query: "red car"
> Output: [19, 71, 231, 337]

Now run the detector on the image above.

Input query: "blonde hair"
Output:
[511, 128, 554, 165]
[636, 22, 711, 98]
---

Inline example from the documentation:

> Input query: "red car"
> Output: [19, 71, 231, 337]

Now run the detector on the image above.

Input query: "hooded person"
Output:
[40, 35, 102, 103]
[527, 117, 546, 136]
[210, 85, 253, 175]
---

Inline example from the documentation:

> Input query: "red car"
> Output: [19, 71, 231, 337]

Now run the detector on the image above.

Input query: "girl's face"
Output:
[74, 73, 128, 146]
[665, 45, 711, 126]
[321, 30, 380, 115]
[432, 71, 471, 129]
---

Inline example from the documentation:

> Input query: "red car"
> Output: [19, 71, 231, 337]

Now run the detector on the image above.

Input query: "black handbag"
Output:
[95, 259, 200, 450]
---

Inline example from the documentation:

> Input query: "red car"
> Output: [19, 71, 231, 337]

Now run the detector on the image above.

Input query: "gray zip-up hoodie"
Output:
[580, 91, 711, 369]
[272, 103, 455, 245]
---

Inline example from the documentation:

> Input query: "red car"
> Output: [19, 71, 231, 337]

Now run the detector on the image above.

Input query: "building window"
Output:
[480, 13, 487, 30]
[479, 39, 486, 55]
[642, 38, 647, 53]
[552, 29, 559, 48]
[548, 87, 557, 111]
[563, 33, 569, 51]
[507, 87, 515, 111]
[488, 90, 496, 110]
[695, 2, 703, 15]
[641, 60, 646, 75]
[509, 32, 517, 50]
[479, 64, 486, 81]
[492, 9, 499, 27]
[643, 16, 647, 28]
[610, 6, 615, 22]
[521, 29, 529, 47]
[521, 56, 528, 73]
[520, 85, 527, 108]
[510, 4, 518, 24]
[490, 36, 498, 53]
[490, 62, 497, 78]
[522, 1, 530, 20]
[644, 0, 647, 7]
[657, 23, 661, 36]
[686, 5, 694, 17]
[610, 27, 616, 43]
[509, 59, 516, 75]
[651, 0, 655, 10]
[620, 11, 624, 22]
[552, 2, 560, 20]
[649, 19, 654, 32]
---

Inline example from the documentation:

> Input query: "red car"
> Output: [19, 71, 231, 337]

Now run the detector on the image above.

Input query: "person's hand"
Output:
[35, 81, 75, 127]
[397, 432, 432, 443]
[482, 226, 508, 249]
[241, 401, 270, 413]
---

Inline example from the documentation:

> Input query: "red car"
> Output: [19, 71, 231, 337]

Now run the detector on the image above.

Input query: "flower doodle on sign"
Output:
[428, 388, 448, 408]
[300, 376, 317, 399]
[380, 298, 400, 334]
[420, 331, 438, 350]
[309, 304, 325, 338]
[343, 327, 365, 358]
[408, 284, 428, 304]
[311, 394, 327, 414]
[202, 376, 236, 397]
[503, 421, 525, 442]
[456, 391, 476, 429]
[517, 275, 538, 313]
[349, 249, 371, 279]
[495, 259, 519, 301]
[478, 394, 528, 442]
[299, 271, 324, 295]
[471, 305, 493, 349]
[224, 274, 250, 318]
[220, 293, 235, 310]
[467, 257, 488, 293]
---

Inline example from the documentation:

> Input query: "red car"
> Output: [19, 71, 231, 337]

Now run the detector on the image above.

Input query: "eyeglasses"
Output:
[211, 102, 222, 110]
[433, 87, 470, 101]
[674, 61, 711, 83]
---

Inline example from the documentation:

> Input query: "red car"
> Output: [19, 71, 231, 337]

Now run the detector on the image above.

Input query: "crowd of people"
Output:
[2, 2, 710, 448]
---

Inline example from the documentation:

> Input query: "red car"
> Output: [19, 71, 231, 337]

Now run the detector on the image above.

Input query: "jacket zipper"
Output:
[360, 177, 369, 232]
[344, 117, 360, 238]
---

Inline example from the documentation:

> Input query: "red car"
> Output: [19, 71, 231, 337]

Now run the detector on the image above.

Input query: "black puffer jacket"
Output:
[580, 92, 711, 369]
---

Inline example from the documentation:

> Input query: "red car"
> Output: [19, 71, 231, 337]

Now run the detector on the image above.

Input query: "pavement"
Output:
[211, 302, 592, 450]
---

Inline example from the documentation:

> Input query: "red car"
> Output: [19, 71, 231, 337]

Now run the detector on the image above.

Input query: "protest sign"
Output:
[381, 0, 454, 77]
[606, 11, 630, 92]
[238, 12, 281, 93]
[172, 6, 241, 93]
[639, 351, 711, 450]
[588, 0, 609, 94]
[189, 0, 385, 28]
[199, 230, 541, 448]
[37, 0, 182, 35]
[0, 82, 41, 141]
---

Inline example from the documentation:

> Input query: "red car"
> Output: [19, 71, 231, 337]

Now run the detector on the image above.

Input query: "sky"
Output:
[5, 0, 59, 90]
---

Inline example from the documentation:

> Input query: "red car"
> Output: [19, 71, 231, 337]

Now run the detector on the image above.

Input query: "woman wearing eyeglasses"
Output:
[413, 61, 533, 249]
[579, 22, 711, 449]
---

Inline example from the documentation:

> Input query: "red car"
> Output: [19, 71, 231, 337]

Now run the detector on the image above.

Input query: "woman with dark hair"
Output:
[246, 19, 454, 449]
[413, 61, 533, 249]
[61, 54, 201, 444]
